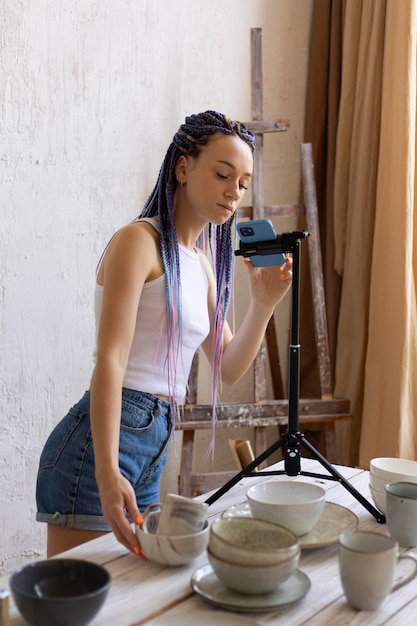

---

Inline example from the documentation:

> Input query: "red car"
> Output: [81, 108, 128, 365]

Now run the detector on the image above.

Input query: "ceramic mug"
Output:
[385, 482, 417, 547]
[338, 531, 417, 611]
[142, 494, 208, 536]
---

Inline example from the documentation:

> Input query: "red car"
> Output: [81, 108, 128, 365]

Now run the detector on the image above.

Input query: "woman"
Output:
[36, 111, 292, 557]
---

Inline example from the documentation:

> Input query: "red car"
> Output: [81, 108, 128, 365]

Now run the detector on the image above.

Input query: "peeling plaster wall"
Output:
[0, 0, 313, 574]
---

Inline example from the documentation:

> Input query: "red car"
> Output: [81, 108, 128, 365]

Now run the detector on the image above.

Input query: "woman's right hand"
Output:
[97, 471, 145, 557]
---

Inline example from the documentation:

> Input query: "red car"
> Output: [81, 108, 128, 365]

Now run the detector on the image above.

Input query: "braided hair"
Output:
[138, 111, 255, 422]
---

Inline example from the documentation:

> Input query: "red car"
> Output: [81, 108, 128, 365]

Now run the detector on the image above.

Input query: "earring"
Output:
[177, 178, 185, 186]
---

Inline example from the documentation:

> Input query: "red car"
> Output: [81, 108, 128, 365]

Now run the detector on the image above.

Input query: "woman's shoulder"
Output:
[97, 220, 162, 284]
[113, 219, 160, 246]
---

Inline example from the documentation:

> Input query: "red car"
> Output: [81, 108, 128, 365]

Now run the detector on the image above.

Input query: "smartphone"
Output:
[236, 219, 286, 267]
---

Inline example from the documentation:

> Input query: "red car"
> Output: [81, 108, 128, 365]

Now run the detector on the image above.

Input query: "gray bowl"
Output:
[10, 558, 110, 626]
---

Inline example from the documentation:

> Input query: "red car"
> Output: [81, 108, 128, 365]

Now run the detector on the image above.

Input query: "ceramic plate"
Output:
[221, 501, 359, 548]
[191, 565, 310, 613]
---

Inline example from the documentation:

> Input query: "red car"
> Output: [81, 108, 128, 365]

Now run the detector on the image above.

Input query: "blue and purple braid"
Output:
[138, 111, 255, 424]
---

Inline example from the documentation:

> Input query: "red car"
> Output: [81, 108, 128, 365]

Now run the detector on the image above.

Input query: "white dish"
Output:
[148, 609, 258, 625]
[369, 483, 386, 514]
[191, 564, 311, 612]
[370, 457, 417, 482]
[247, 480, 326, 536]
[221, 501, 359, 548]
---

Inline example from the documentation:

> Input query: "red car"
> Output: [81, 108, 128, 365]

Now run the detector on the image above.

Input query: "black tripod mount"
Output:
[205, 230, 385, 524]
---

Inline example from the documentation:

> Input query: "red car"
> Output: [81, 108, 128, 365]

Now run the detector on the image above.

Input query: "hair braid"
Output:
[137, 111, 255, 424]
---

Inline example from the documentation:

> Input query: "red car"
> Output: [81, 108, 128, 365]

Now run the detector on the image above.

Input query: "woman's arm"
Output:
[90, 222, 161, 553]
[201, 255, 292, 385]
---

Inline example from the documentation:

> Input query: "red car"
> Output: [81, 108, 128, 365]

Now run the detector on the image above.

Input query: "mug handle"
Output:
[140, 502, 162, 528]
[392, 553, 417, 592]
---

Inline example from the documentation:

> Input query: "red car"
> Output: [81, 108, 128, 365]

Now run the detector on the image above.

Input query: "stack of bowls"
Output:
[369, 457, 417, 514]
[207, 517, 300, 594]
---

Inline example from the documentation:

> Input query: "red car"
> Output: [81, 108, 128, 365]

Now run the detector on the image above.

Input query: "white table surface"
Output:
[2, 458, 417, 625]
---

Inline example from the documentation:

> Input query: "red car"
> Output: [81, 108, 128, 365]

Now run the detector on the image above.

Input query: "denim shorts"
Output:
[36, 388, 172, 531]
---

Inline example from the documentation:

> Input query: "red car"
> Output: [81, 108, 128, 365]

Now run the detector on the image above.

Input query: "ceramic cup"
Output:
[338, 531, 417, 611]
[143, 494, 208, 536]
[385, 482, 417, 547]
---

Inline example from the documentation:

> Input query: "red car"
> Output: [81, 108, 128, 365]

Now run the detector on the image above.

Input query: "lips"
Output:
[218, 204, 234, 214]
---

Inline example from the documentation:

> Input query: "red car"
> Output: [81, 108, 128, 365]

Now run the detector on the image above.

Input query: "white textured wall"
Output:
[0, 0, 312, 574]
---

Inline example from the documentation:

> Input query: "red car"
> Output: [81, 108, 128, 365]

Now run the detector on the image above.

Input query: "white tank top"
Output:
[94, 218, 210, 400]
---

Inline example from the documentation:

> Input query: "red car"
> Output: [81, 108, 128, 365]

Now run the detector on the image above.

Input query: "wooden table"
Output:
[3, 459, 417, 625]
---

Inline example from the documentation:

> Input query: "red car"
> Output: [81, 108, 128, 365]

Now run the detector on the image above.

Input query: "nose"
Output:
[225, 180, 240, 202]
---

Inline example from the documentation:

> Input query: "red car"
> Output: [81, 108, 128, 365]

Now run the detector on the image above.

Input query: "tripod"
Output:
[205, 230, 385, 524]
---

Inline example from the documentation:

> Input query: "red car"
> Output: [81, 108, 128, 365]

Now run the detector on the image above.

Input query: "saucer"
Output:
[191, 565, 311, 612]
[221, 501, 358, 548]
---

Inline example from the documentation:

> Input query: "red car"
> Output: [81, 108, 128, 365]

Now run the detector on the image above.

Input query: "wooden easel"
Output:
[176, 28, 351, 497]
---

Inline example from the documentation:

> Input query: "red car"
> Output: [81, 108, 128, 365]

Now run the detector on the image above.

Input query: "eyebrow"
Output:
[216, 160, 252, 177]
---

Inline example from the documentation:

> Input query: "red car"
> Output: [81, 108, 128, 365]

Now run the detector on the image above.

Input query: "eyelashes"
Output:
[216, 173, 248, 190]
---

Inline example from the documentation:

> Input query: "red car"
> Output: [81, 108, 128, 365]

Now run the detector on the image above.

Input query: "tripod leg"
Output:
[205, 431, 288, 506]
[300, 436, 386, 524]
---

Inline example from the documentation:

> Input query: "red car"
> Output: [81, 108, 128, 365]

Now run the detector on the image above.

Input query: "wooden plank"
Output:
[238, 203, 305, 218]
[179, 398, 350, 423]
[302, 143, 333, 398]
[246, 118, 290, 133]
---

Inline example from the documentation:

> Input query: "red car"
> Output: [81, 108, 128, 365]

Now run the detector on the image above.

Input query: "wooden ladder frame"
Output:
[175, 29, 351, 498]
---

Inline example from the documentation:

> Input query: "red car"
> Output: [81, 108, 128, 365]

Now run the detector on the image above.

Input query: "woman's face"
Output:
[177, 133, 253, 225]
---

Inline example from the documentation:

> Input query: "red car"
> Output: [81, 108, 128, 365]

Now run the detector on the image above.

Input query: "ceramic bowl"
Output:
[369, 471, 390, 493]
[246, 480, 326, 536]
[209, 517, 299, 566]
[10, 559, 110, 626]
[207, 545, 300, 594]
[136, 516, 209, 566]
[369, 483, 386, 514]
[370, 458, 417, 483]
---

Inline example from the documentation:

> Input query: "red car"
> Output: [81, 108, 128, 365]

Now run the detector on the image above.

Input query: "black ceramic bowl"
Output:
[10, 558, 111, 626]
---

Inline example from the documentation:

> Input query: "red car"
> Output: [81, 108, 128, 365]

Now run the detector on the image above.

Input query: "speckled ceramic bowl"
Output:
[207, 546, 300, 594]
[209, 517, 299, 566]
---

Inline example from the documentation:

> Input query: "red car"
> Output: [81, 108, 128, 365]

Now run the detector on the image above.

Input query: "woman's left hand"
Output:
[243, 255, 293, 311]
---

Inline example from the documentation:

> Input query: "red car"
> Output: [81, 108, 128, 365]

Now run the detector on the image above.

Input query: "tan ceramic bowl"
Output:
[207, 546, 300, 594]
[209, 517, 299, 566]
[135, 517, 209, 566]
[247, 480, 326, 536]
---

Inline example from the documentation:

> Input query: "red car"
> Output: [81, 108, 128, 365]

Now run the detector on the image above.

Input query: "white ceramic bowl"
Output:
[246, 480, 326, 536]
[209, 517, 299, 566]
[369, 471, 390, 493]
[135, 518, 209, 566]
[370, 458, 417, 483]
[369, 483, 386, 514]
[207, 546, 300, 594]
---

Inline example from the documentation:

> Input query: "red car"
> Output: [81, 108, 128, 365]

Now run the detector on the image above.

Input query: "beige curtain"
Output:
[333, 0, 417, 466]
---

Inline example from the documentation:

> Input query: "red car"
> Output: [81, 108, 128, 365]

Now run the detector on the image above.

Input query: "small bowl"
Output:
[370, 458, 417, 483]
[247, 480, 326, 536]
[369, 483, 386, 514]
[207, 546, 300, 594]
[209, 517, 299, 566]
[10, 559, 110, 626]
[136, 517, 209, 566]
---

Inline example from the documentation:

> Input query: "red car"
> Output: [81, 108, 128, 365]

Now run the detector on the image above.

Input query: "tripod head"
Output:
[235, 229, 309, 259]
